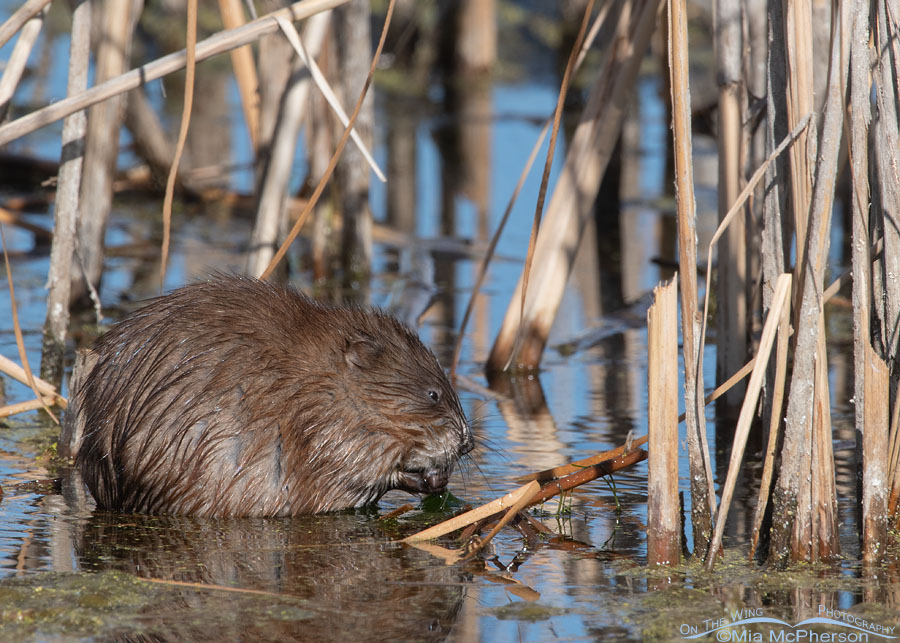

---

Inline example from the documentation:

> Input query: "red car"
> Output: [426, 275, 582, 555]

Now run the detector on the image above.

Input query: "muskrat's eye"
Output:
[427, 389, 441, 403]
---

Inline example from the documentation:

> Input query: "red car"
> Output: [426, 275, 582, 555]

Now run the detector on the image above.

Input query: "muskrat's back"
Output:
[70, 275, 472, 517]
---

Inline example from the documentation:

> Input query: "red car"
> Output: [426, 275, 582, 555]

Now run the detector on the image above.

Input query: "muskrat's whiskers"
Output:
[456, 452, 495, 497]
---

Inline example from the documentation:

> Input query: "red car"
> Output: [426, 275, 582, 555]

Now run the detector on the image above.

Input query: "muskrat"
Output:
[69, 275, 473, 517]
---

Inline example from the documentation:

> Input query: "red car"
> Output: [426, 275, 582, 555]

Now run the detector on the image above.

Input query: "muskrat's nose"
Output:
[425, 468, 450, 491]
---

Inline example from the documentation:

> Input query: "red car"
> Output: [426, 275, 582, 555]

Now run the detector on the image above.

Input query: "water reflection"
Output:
[28, 483, 465, 640]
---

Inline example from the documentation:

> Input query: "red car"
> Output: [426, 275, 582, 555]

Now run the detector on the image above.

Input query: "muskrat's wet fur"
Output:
[71, 275, 473, 517]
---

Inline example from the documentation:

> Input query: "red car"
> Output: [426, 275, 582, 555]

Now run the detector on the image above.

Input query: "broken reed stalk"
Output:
[647, 277, 680, 566]
[160, 0, 198, 288]
[527, 449, 647, 506]
[0, 0, 351, 147]
[862, 346, 889, 562]
[667, 0, 715, 555]
[40, 0, 91, 387]
[402, 448, 647, 544]
[486, 0, 661, 371]
[217, 0, 261, 152]
[706, 273, 791, 570]
[259, 0, 395, 280]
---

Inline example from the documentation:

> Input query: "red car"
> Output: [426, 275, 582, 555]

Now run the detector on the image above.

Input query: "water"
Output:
[0, 2, 898, 641]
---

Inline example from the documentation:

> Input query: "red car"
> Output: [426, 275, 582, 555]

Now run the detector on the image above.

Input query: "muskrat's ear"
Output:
[344, 333, 384, 368]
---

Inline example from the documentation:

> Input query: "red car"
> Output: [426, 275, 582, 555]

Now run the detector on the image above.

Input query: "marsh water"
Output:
[1, 3, 899, 641]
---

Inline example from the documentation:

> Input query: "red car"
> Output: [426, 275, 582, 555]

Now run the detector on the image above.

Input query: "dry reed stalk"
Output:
[259, 0, 395, 280]
[783, 0, 815, 280]
[460, 481, 540, 560]
[501, 450, 647, 511]
[770, 0, 846, 564]
[140, 577, 284, 598]
[647, 277, 680, 566]
[812, 332, 838, 560]
[862, 345, 889, 562]
[401, 481, 540, 543]
[247, 12, 330, 278]
[890, 374, 900, 517]
[1, 226, 58, 424]
[714, 0, 748, 415]
[217, 0, 261, 152]
[160, 0, 198, 288]
[0, 0, 51, 49]
[402, 448, 647, 544]
[449, 120, 549, 377]
[506, 0, 594, 370]
[0, 0, 350, 147]
[0, 397, 58, 419]
[668, 0, 715, 554]
[705, 273, 791, 570]
[698, 113, 811, 399]
[0, 354, 65, 406]
[748, 277, 791, 560]
[276, 15, 384, 181]
[873, 0, 900, 375]
[40, 0, 92, 386]
[516, 433, 646, 483]
[453, 0, 497, 73]
[308, 80, 333, 281]
[759, 0, 789, 454]
[486, 0, 661, 371]
[450, 0, 613, 378]
[0, 4, 47, 120]
[334, 0, 376, 285]
[76, 0, 135, 302]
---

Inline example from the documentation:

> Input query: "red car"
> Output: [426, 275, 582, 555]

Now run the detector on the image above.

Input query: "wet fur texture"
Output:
[72, 276, 472, 517]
